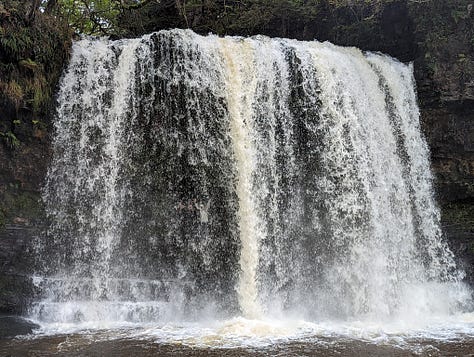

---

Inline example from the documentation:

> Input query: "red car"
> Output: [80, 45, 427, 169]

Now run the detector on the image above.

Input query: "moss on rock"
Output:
[442, 202, 474, 231]
[0, 1, 70, 230]
[0, 0, 71, 151]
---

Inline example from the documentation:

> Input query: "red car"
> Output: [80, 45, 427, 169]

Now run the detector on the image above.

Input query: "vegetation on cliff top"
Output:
[0, 1, 71, 228]
[0, 1, 70, 150]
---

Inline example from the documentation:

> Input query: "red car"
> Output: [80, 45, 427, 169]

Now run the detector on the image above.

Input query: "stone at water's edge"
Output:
[0, 316, 39, 338]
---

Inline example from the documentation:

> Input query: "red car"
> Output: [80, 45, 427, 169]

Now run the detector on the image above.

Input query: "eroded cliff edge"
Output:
[0, 0, 473, 313]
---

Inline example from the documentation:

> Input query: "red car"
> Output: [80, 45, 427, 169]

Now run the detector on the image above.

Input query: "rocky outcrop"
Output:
[0, 2, 68, 314]
[0, 225, 38, 313]
[422, 106, 474, 203]
[0, 315, 39, 338]
[409, 0, 474, 283]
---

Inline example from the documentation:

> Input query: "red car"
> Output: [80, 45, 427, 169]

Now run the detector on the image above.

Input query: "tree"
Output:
[27, 0, 42, 23]
[23, 0, 157, 35]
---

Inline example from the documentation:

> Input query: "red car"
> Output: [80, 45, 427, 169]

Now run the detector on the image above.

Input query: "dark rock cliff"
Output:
[409, 1, 474, 285]
[0, 0, 473, 313]
[0, 1, 70, 313]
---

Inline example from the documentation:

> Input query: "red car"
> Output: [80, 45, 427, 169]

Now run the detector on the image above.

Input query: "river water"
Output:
[2, 316, 474, 356]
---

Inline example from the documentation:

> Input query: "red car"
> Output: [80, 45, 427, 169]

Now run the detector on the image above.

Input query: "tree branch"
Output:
[117, 0, 156, 10]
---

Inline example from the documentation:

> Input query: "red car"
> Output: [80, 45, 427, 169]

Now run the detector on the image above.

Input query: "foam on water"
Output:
[26, 313, 474, 351]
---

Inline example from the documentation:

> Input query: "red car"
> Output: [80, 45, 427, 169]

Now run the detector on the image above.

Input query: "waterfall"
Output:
[31, 29, 471, 327]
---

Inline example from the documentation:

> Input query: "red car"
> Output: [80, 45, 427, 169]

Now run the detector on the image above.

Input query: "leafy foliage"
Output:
[41, 0, 156, 36]
[48, 0, 121, 35]
[114, 0, 392, 39]
[0, 130, 20, 149]
[0, 0, 71, 150]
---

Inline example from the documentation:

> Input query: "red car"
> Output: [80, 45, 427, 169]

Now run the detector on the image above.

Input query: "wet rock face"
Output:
[380, 1, 416, 61]
[422, 105, 474, 204]
[421, 103, 474, 288]
[0, 103, 50, 315]
[0, 315, 39, 338]
[0, 225, 38, 314]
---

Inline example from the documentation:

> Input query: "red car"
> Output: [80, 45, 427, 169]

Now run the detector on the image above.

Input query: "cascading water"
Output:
[30, 29, 472, 338]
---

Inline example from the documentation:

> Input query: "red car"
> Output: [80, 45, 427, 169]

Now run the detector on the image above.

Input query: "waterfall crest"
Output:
[31, 29, 471, 326]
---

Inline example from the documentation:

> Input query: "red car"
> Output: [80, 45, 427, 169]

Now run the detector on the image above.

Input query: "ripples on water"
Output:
[2, 315, 474, 356]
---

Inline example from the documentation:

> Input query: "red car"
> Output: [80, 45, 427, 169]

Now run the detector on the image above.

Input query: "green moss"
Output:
[0, 1, 72, 120]
[18, 58, 39, 70]
[0, 209, 5, 230]
[4, 189, 42, 219]
[0, 130, 20, 149]
[0, 1, 71, 159]
[408, 0, 474, 100]
[0, 184, 44, 228]
[441, 202, 474, 230]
